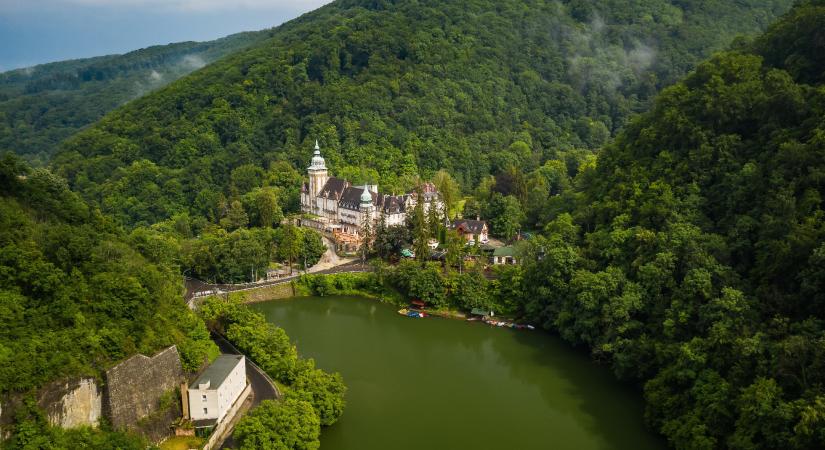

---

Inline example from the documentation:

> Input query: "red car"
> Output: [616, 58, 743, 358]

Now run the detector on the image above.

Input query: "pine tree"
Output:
[359, 211, 372, 266]
[411, 184, 430, 265]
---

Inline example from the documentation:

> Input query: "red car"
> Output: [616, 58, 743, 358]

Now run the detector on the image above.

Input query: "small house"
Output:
[187, 355, 247, 431]
[451, 219, 489, 243]
[266, 267, 290, 281]
[492, 246, 519, 265]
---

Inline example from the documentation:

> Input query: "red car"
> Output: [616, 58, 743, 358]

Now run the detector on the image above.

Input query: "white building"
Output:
[300, 141, 443, 237]
[188, 355, 246, 429]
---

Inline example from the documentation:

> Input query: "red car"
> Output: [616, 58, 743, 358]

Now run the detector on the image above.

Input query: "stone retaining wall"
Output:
[104, 346, 184, 432]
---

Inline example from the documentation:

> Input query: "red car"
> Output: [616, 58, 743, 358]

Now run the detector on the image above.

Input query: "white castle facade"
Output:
[300, 141, 443, 237]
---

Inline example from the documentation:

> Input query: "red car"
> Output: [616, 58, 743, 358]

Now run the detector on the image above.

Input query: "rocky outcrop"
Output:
[1, 346, 184, 443]
[37, 378, 102, 429]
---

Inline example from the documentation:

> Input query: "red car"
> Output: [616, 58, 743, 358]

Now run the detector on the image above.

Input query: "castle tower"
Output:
[307, 140, 328, 213]
[359, 186, 375, 227]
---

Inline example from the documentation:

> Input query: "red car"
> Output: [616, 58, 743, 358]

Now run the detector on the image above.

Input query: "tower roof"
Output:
[360, 186, 373, 204]
[309, 140, 326, 170]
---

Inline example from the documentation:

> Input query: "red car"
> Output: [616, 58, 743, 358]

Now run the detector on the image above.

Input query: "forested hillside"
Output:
[53, 0, 791, 228]
[0, 153, 217, 446]
[514, 1, 825, 447]
[0, 30, 271, 165]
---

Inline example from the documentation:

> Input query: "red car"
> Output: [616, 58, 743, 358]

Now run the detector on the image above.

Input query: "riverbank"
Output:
[231, 273, 477, 322]
[229, 272, 527, 327]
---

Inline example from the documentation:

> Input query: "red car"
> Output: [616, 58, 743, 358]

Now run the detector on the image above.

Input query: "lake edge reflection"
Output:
[252, 296, 664, 450]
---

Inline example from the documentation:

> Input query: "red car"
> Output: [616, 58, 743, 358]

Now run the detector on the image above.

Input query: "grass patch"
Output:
[159, 435, 205, 450]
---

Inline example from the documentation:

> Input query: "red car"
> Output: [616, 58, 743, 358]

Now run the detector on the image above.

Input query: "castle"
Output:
[300, 141, 442, 237]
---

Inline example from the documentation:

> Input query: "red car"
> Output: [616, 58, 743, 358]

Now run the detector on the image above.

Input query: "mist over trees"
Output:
[51, 0, 792, 230]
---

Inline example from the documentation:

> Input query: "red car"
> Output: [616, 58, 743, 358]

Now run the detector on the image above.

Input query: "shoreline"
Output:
[240, 289, 483, 325]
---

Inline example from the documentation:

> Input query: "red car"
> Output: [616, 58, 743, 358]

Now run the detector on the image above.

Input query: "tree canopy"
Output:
[50, 0, 792, 229]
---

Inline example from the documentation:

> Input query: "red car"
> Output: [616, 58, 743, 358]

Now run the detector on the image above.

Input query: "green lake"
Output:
[252, 296, 664, 450]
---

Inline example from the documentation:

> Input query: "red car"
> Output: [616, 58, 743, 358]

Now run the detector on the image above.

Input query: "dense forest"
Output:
[52, 0, 792, 230]
[0, 30, 271, 166]
[540, 3, 825, 445]
[0, 153, 218, 446]
[351, 1, 825, 448]
[1, 0, 823, 448]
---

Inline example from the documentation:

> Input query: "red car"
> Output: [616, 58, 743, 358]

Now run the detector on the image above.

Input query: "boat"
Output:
[399, 308, 425, 318]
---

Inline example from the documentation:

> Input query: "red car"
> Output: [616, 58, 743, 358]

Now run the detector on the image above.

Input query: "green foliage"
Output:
[0, 31, 271, 165]
[0, 155, 216, 396]
[373, 223, 412, 260]
[287, 360, 347, 426]
[447, 270, 492, 311]
[51, 0, 793, 229]
[181, 225, 325, 283]
[299, 272, 388, 300]
[484, 193, 525, 240]
[0, 155, 216, 446]
[507, 3, 825, 448]
[235, 398, 321, 450]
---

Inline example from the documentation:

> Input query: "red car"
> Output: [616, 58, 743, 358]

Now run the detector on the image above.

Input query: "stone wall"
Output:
[37, 378, 102, 429]
[104, 345, 184, 432]
[242, 281, 296, 303]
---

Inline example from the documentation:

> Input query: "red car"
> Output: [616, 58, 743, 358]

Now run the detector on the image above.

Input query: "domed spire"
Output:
[309, 139, 326, 170]
[360, 186, 373, 205]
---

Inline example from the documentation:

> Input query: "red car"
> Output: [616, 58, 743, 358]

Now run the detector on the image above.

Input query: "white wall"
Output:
[188, 358, 246, 423]
[215, 360, 246, 423]
[188, 389, 218, 421]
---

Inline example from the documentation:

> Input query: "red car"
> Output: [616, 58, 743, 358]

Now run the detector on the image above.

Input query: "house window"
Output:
[203, 408, 208, 415]
[202, 394, 207, 401]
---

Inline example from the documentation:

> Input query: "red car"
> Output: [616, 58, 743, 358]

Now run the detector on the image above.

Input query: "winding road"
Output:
[211, 332, 280, 449]
[185, 236, 367, 303]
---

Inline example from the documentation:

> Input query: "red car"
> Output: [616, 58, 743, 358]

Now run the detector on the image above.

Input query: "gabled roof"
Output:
[376, 194, 406, 214]
[318, 177, 349, 199]
[189, 354, 244, 390]
[452, 219, 487, 234]
[339, 186, 377, 211]
[407, 182, 441, 202]
[493, 246, 516, 257]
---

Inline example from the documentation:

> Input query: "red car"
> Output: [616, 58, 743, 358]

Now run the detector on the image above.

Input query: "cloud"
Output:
[181, 54, 205, 70]
[2, 0, 331, 13]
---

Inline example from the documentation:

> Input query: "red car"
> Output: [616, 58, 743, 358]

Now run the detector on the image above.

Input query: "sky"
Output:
[0, 0, 333, 72]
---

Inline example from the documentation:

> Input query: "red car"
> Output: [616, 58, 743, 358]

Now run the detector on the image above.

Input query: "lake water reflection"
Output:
[252, 296, 664, 450]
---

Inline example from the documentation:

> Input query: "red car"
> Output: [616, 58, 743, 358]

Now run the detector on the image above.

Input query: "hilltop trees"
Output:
[52, 0, 794, 230]
[510, 2, 825, 447]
